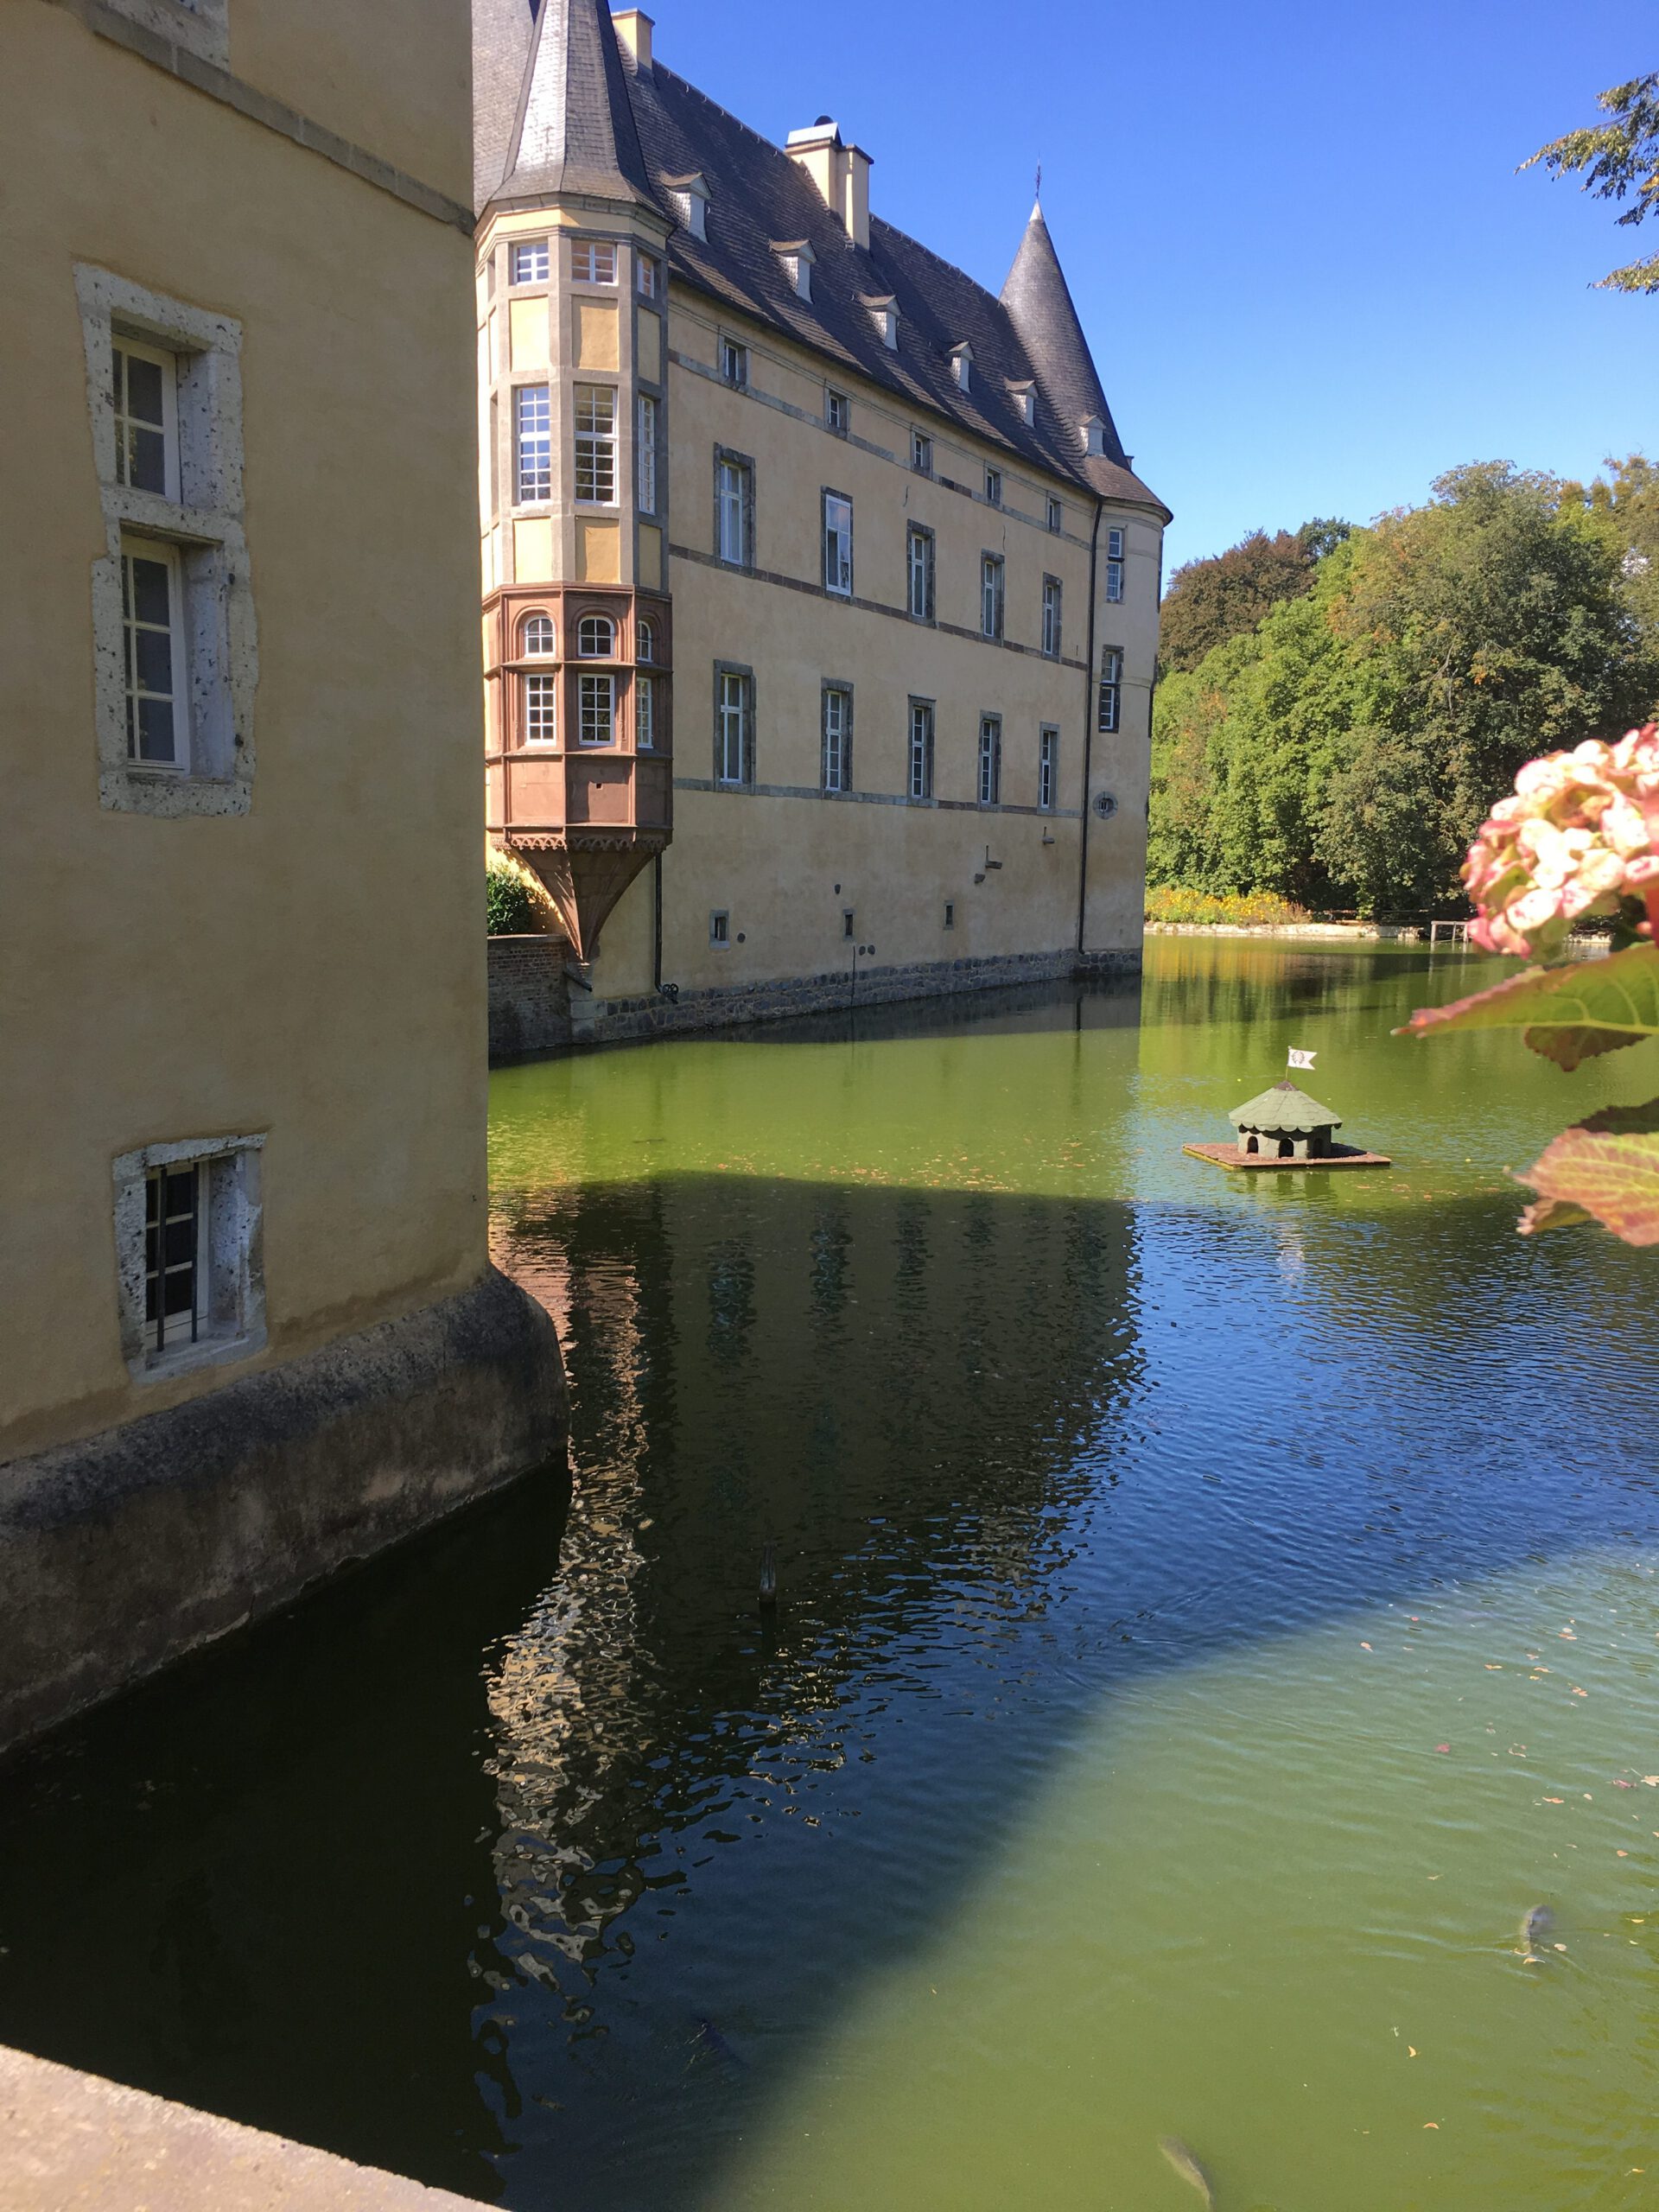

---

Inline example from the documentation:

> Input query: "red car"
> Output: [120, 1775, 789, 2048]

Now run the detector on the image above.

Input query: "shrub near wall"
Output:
[486, 846, 553, 937]
[1145, 886, 1312, 927]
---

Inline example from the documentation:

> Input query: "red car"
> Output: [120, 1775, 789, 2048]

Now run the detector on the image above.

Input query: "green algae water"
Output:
[3, 939, 1659, 2210]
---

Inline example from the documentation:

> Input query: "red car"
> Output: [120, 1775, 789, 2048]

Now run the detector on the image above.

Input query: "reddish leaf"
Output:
[1517, 1098, 1659, 1247]
[1396, 944, 1659, 1068]
[1517, 1196, 1593, 1236]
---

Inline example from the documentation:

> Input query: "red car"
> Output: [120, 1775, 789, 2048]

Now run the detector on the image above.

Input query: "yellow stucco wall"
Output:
[0, 3, 486, 1459]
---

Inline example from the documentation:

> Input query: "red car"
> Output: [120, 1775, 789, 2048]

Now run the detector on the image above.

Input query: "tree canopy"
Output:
[1522, 73, 1659, 295]
[1148, 462, 1659, 917]
[1158, 518, 1349, 675]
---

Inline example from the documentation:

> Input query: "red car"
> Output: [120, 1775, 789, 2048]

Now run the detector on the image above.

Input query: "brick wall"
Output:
[487, 936, 572, 1061]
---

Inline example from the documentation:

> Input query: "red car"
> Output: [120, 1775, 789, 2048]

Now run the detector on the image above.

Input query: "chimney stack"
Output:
[785, 118, 872, 251]
[612, 9, 653, 71]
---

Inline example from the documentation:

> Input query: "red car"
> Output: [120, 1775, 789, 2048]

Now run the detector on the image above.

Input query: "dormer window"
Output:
[1008, 381, 1037, 428]
[666, 173, 710, 242]
[774, 241, 815, 301]
[950, 342, 973, 391]
[1083, 415, 1108, 457]
[863, 294, 899, 350]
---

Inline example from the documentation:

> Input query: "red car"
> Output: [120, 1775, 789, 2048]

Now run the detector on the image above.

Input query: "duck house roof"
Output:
[1229, 1078, 1343, 1133]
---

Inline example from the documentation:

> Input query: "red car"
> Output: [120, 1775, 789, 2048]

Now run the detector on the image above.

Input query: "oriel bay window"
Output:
[524, 671, 557, 746]
[1098, 646, 1122, 733]
[636, 675, 656, 750]
[906, 524, 935, 621]
[510, 238, 550, 284]
[579, 672, 615, 747]
[981, 553, 1005, 640]
[120, 539, 188, 767]
[575, 385, 616, 505]
[716, 665, 754, 785]
[515, 384, 551, 503]
[571, 239, 617, 284]
[638, 393, 658, 512]
[908, 697, 935, 801]
[1106, 525, 1126, 602]
[978, 714, 1002, 806]
[822, 683, 851, 792]
[1041, 575, 1063, 658]
[823, 491, 853, 597]
[577, 613, 616, 657]
[715, 450, 753, 568]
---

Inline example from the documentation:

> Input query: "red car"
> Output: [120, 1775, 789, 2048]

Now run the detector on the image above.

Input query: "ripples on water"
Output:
[1, 943, 1657, 2210]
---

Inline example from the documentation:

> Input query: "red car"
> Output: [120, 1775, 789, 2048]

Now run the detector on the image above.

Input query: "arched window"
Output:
[577, 614, 615, 658]
[637, 620, 655, 664]
[520, 613, 555, 656]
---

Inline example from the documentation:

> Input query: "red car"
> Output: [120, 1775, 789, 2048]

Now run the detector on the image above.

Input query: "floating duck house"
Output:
[1184, 1078, 1390, 1173]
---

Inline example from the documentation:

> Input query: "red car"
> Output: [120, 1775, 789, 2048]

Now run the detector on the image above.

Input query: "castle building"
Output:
[474, 0, 1168, 1039]
[0, 0, 563, 1752]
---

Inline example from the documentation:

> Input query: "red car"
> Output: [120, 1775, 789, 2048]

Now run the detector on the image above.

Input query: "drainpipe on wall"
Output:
[653, 851, 664, 992]
[1076, 496, 1103, 959]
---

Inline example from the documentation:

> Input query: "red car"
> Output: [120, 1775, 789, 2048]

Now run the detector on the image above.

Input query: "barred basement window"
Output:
[978, 714, 1002, 806]
[577, 613, 615, 657]
[1106, 524, 1125, 603]
[120, 539, 188, 767]
[908, 697, 935, 800]
[571, 239, 618, 284]
[524, 672, 557, 745]
[575, 385, 616, 504]
[1098, 646, 1122, 734]
[907, 524, 936, 622]
[510, 239, 550, 285]
[638, 393, 658, 512]
[822, 683, 851, 792]
[1039, 725, 1059, 812]
[823, 491, 853, 597]
[710, 909, 731, 945]
[981, 553, 1005, 640]
[636, 674, 655, 749]
[1041, 575, 1063, 658]
[115, 1134, 265, 1380]
[579, 671, 615, 745]
[515, 384, 551, 503]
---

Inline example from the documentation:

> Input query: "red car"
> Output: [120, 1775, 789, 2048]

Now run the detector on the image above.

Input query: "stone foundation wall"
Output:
[0, 1268, 566, 1756]
[488, 934, 571, 1060]
[572, 946, 1141, 1047]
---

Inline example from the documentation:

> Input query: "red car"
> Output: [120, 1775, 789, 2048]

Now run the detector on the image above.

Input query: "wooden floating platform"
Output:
[1183, 1141, 1393, 1173]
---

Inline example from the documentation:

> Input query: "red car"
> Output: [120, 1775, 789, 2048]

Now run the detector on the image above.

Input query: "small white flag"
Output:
[1287, 1048, 1317, 1071]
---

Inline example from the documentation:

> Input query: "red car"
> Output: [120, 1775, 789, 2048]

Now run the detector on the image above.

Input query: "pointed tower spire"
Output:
[484, 0, 658, 211]
[472, 0, 537, 210]
[1000, 203, 1125, 466]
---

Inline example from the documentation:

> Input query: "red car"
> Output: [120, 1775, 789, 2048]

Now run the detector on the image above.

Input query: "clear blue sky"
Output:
[655, 0, 1655, 575]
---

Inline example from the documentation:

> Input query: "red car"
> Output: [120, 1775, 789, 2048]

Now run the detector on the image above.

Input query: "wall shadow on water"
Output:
[0, 1160, 1651, 2210]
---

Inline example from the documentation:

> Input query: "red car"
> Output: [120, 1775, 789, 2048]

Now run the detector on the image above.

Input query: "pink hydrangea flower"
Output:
[1463, 723, 1659, 960]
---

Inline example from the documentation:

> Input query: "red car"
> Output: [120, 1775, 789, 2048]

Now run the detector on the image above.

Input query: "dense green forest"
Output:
[1148, 459, 1659, 917]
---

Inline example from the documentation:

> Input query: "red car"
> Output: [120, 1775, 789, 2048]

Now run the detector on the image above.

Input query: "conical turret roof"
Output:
[475, 0, 659, 213]
[1229, 1079, 1343, 1134]
[1000, 202, 1138, 495]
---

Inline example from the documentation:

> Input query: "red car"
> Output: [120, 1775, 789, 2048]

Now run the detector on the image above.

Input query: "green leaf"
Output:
[1395, 944, 1659, 1068]
[1517, 1098, 1659, 1246]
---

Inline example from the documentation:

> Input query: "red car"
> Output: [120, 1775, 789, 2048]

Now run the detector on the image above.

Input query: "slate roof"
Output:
[1229, 1080, 1343, 1134]
[472, 0, 1167, 518]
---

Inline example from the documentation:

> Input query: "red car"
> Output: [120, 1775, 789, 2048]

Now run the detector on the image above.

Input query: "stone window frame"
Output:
[112, 1132, 266, 1383]
[77, 264, 256, 818]
[713, 446, 755, 571]
[1041, 573, 1064, 658]
[907, 695, 936, 803]
[714, 659, 755, 787]
[906, 522, 937, 624]
[1039, 724, 1060, 813]
[100, 0, 230, 68]
[981, 551, 1006, 641]
[977, 712, 1003, 807]
[822, 486, 854, 599]
[821, 679, 854, 795]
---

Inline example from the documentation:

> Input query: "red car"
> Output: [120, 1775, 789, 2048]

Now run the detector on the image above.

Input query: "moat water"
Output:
[4, 941, 1659, 2210]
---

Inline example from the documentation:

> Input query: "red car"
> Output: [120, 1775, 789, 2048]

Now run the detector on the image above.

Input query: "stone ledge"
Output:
[0, 2042, 483, 2208]
[0, 1269, 566, 1756]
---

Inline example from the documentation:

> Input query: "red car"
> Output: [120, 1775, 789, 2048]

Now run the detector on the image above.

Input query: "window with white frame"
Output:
[574, 385, 616, 504]
[822, 683, 851, 792]
[636, 674, 656, 749]
[637, 618, 655, 663]
[637, 255, 659, 297]
[911, 429, 932, 476]
[720, 337, 748, 388]
[524, 672, 557, 746]
[978, 715, 1001, 806]
[515, 384, 551, 503]
[120, 539, 188, 767]
[571, 239, 618, 284]
[78, 264, 255, 817]
[1039, 726, 1059, 812]
[114, 1133, 265, 1379]
[510, 238, 550, 284]
[577, 613, 615, 658]
[826, 389, 849, 434]
[1047, 495, 1063, 534]
[579, 671, 615, 745]
[1106, 525, 1125, 602]
[638, 393, 658, 512]
[1098, 646, 1122, 734]
[985, 466, 1002, 507]
[981, 553, 1005, 640]
[715, 451, 753, 567]
[716, 667, 754, 785]
[1041, 575, 1063, 658]
[520, 612, 555, 655]
[823, 491, 853, 597]
[906, 524, 935, 621]
[908, 697, 935, 801]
